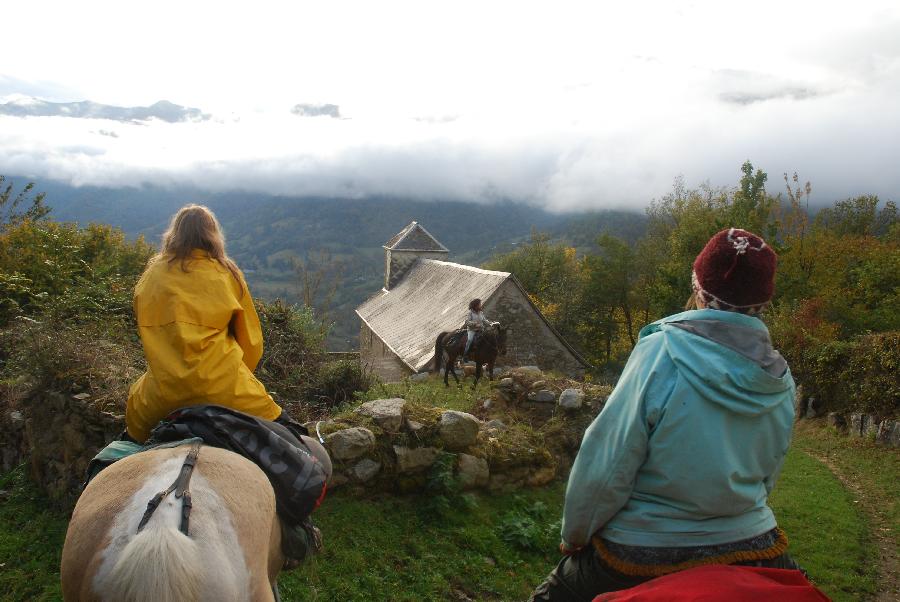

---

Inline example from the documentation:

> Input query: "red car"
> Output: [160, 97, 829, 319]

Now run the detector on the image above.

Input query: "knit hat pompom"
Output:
[692, 228, 777, 310]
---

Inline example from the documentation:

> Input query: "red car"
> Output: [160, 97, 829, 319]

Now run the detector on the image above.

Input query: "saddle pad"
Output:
[593, 565, 830, 602]
[84, 437, 202, 487]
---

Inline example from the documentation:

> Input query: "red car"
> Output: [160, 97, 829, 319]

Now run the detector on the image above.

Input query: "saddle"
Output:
[86, 406, 328, 528]
[446, 328, 468, 348]
[147, 405, 329, 526]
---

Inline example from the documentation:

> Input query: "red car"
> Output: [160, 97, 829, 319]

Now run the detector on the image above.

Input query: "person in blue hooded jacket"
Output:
[530, 228, 801, 601]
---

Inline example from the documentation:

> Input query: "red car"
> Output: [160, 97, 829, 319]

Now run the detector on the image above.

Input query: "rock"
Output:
[329, 472, 349, 489]
[349, 458, 381, 482]
[488, 466, 530, 491]
[409, 372, 429, 382]
[496, 388, 515, 404]
[517, 366, 542, 375]
[326, 427, 376, 460]
[406, 419, 425, 433]
[499, 378, 514, 388]
[521, 401, 555, 415]
[356, 398, 406, 432]
[482, 399, 493, 410]
[438, 410, 481, 450]
[527, 390, 556, 403]
[826, 412, 847, 431]
[71, 392, 91, 400]
[394, 445, 440, 473]
[531, 380, 546, 390]
[805, 397, 823, 419]
[849, 413, 864, 436]
[875, 421, 900, 447]
[558, 389, 585, 411]
[482, 419, 507, 431]
[863, 415, 880, 438]
[457, 454, 489, 489]
[527, 466, 556, 487]
[8, 411, 24, 428]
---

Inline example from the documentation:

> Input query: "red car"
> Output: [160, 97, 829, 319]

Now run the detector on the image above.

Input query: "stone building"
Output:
[356, 221, 589, 382]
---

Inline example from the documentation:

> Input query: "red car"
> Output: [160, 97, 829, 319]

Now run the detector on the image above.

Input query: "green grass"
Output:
[792, 420, 900, 554]
[0, 465, 67, 601]
[356, 375, 489, 413]
[0, 421, 892, 601]
[280, 485, 565, 601]
[769, 447, 878, 601]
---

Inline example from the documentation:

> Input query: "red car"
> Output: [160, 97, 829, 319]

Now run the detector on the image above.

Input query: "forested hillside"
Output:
[16, 177, 646, 348]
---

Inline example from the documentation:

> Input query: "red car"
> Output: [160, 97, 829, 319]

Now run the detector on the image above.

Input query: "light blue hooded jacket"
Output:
[561, 309, 795, 549]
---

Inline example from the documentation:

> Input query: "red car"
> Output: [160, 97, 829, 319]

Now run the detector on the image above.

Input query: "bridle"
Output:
[137, 441, 201, 536]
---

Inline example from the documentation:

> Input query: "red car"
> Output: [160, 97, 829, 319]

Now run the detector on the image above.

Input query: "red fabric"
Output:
[693, 228, 777, 307]
[593, 565, 831, 602]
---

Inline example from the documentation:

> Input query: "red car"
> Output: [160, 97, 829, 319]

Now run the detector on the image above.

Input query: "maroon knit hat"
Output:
[692, 228, 777, 310]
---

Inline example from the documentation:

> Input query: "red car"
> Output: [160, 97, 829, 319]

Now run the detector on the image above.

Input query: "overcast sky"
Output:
[1, 0, 898, 211]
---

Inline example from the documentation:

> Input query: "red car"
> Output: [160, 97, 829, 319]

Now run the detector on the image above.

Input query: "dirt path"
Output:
[805, 450, 899, 602]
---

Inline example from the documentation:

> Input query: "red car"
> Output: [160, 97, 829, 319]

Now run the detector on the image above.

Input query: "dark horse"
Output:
[434, 324, 508, 389]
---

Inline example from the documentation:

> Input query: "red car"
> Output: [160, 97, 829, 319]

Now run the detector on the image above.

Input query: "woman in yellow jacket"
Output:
[126, 204, 282, 442]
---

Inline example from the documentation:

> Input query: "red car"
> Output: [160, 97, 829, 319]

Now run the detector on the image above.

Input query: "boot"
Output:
[280, 518, 322, 570]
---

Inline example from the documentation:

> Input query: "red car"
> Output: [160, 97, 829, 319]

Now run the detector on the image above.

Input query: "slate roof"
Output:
[384, 221, 449, 252]
[356, 259, 507, 372]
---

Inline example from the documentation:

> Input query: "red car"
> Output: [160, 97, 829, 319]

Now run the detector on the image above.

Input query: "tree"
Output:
[582, 234, 641, 363]
[0, 176, 50, 230]
[293, 249, 344, 330]
[484, 230, 585, 345]
[815, 195, 898, 238]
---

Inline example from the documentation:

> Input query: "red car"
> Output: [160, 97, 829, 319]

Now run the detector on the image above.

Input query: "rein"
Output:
[137, 441, 202, 536]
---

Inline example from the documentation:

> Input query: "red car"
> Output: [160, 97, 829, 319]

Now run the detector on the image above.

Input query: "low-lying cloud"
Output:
[1, 63, 898, 212]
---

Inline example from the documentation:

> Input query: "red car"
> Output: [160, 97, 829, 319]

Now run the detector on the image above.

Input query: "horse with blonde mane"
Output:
[61, 444, 283, 601]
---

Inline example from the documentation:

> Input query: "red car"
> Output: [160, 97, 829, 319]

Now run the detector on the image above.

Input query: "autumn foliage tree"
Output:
[487, 162, 900, 417]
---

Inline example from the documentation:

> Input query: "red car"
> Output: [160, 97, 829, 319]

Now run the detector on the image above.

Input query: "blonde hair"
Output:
[157, 204, 243, 294]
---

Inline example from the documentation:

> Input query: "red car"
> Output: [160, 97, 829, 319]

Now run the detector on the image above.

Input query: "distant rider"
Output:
[462, 298, 494, 363]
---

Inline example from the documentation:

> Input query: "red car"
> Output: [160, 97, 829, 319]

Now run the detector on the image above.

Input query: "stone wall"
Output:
[486, 280, 587, 378]
[359, 321, 412, 383]
[1, 368, 607, 505]
[824, 411, 900, 447]
[796, 390, 900, 448]
[1, 392, 122, 507]
[385, 250, 447, 289]
[315, 368, 609, 494]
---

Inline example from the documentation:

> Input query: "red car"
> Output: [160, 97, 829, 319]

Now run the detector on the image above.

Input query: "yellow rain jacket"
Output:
[126, 250, 281, 442]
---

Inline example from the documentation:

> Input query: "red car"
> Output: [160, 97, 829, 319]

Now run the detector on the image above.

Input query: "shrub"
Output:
[497, 498, 561, 551]
[784, 331, 900, 418]
[306, 359, 373, 411]
[0, 316, 143, 413]
[256, 299, 372, 415]
[255, 298, 326, 402]
[0, 220, 152, 325]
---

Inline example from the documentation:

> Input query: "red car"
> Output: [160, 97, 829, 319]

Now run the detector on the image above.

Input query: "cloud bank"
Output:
[1, 2, 898, 212]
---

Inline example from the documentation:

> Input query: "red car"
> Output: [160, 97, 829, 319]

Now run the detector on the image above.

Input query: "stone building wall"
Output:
[485, 280, 587, 378]
[359, 321, 412, 382]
